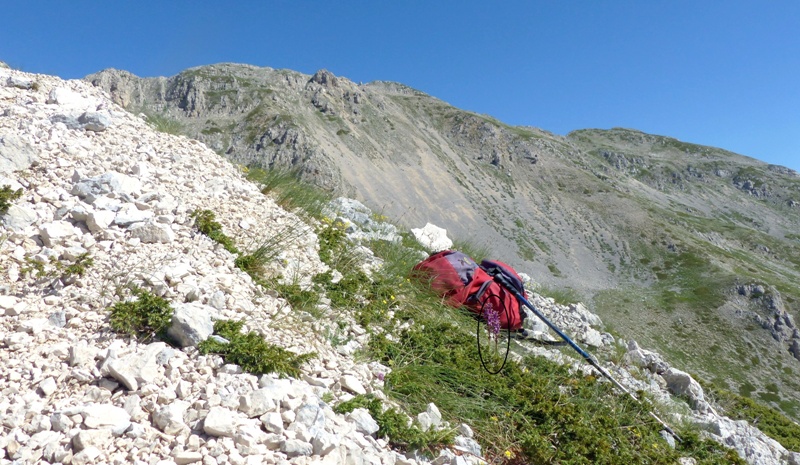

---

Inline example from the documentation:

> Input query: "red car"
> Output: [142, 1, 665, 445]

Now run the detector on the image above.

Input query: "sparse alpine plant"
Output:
[484, 302, 500, 338]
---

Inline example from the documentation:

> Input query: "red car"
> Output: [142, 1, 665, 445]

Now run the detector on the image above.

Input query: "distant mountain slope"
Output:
[86, 64, 800, 420]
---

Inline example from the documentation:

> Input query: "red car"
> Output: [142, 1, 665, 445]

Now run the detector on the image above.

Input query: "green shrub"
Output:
[275, 282, 320, 314]
[0, 185, 23, 215]
[198, 320, 314, 377]
[108, 287, 173, 342]
[191, 209, 239, 254]
[334, 395, 454, 454]
[22, 252, 94, 285]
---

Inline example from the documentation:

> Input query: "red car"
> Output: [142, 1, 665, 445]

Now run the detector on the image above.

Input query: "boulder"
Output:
[129, 221, 175, 243]
[168, 302, 215, 348]
[153, 400, 191, 435]
[0, 134, 39, 174]
[1, 204, 37, 231]
[107, 342, 169, 391]
[238, 388, 278, 418]
[79, 404, 131, 433]
[79, 111, 112, 132]
[203, 406, 239, 437]
[346, 408, 379, 436]
[39, 220, 79, 247]
[661, 368, 713, 413]
[411, 223, 453, 252]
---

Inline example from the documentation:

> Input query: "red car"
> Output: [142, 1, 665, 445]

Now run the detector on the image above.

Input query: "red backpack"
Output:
[412, 250, 525, 330]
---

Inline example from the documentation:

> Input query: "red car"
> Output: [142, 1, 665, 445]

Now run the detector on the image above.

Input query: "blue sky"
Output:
[2, 1, 798, 172]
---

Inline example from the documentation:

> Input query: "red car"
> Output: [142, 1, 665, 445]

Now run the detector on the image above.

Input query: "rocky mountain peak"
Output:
[309, 69, 339, 88]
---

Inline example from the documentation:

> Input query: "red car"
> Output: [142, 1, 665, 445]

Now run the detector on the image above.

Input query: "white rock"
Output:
[312, 431, 340, 456]
[340, 375, 366, 395]
[661, 368, 712, 413]
[85, 209, 116, 232]
[115, 204, 154, 226]
[79, 111, 112, 132]
[281, 439, 313, 458]
[168, 302, 215, 348]
[47, 87, 90, 107]
[239, 389, 278, 418]
[39, 220, 79, 247]
[256, 416, 281, 439]
[0, 295, 19, 311]
[293, 403, 325, 431]
[2, 204, 37, 231]
[38, 377, 57, 396]
[107, 342, 168, 391]
[153, 401, 191, 436]
[81, 403, 131, 433]
[97, 171, 142, 196]
[71, 446, 102, 465]
[129, 221, 175, 243]
[204, 406, 239, 437]
[72, 429, 112, 452]
[0, 134, 38, 173]
[173, 451, 203, 464]
[411, 223, 453, 252]
[345, 408, 379, 436]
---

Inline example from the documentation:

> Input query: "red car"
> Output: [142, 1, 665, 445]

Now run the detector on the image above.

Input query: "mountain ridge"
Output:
[1, 63, 800, 464]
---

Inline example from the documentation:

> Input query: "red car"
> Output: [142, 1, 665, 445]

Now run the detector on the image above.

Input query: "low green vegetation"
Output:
[273, 281, 320, 315]
[22, 252, 94, 285]
[190, 207, 301, 287]
[143, 111, 183, 135]
[198, 320, 314, 378]
[334, 395, 455, 455]
[246, 167, 332, 219]
[536, 285, 583, 306]
[0, 185, 23, 215]
[108, 287, 173, 342]
[191, 209, 239, 254]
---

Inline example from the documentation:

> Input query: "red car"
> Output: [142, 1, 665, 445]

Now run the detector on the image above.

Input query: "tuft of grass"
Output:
[0, 185, 23, 215]
[108, 287, 173, 342]
[191, 209, 239, 254]
[451, 239, 492, 263]
[198, 320, 314, 377]
[234, 243, 278, 283]
[143, 111, 183, 135]
[536, 285, 583, 306]
[334, 394, 455, 455]
[246, 167, 332, 219]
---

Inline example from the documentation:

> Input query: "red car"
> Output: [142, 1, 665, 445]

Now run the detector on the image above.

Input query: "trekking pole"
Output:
[490, 272, 682, 442]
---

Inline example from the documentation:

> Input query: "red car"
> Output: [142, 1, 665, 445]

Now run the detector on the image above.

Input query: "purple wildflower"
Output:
[484, 302, 500, 339]
[376, 372, 385, 381]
